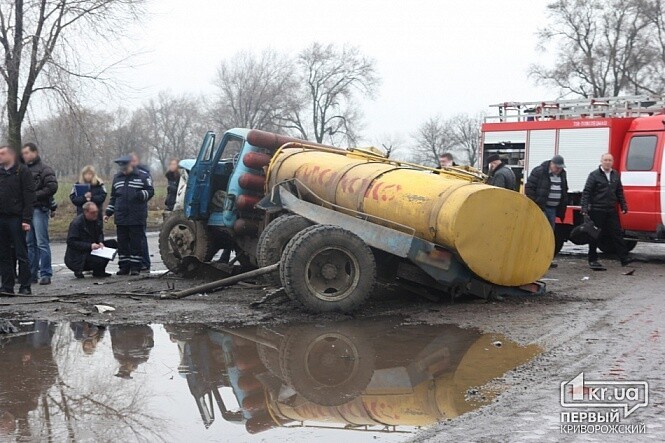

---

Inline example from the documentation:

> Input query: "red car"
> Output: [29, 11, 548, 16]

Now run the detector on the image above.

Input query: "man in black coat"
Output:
[65, 202, 117, 278]
[525, 155, 569, 229]
[581, 153, 631, 269]
[486, 154, 517, 190]
[164, 159, 180, 211]
[130, 152, 152, 272]
[21, 142, 58, 286]
[0, 146, 35, 295]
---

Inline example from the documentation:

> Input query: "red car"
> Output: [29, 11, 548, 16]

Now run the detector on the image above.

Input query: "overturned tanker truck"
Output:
[159, 129, 554, 312]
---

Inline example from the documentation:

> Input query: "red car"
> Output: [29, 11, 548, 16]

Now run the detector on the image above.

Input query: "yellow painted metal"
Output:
[266, 146, 554, 287]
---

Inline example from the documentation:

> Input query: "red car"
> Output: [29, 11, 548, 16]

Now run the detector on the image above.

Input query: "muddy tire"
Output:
[279, 324, 375, 406]
[158, 212, 217, 274]
[280, 225, 376, 313]
[256, 215, 312, 287]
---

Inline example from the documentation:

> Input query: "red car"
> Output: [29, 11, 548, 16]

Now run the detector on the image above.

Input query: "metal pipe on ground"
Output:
[160, 263, 279, 300]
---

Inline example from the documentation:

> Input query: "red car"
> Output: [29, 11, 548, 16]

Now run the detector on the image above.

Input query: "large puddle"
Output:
[0, 318, 541, 442]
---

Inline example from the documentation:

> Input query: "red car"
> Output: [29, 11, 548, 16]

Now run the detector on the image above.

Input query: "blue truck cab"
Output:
[184, 129, 266, 230]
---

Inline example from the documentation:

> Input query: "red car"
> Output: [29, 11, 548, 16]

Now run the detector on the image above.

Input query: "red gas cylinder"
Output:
[238, 173, 266, 192]
[236, 194, 262, 210]
[243, 152, 273, 170]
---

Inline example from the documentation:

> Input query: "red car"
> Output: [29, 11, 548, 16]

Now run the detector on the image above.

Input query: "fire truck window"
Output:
[626, 135, 657, 171]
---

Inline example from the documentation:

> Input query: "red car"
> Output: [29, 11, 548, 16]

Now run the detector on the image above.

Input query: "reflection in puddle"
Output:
[0, 319, 541, 442]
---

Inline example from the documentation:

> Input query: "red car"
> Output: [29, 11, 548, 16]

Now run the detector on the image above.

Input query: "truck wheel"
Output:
[256, 214, 312, 287]
[280, 225, 376, 313]
[279, 324, 375, 406]
[159, 213, 217, 274]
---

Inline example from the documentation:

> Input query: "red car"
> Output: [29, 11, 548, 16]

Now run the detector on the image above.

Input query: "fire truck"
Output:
[481, 96, 665, 254]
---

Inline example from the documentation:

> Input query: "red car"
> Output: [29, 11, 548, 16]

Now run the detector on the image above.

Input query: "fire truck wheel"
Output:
[597, 236, 638, 253]
[280, 225, 376, 313]
[256, 214, 312, 288]
[279, 324, 376, 406]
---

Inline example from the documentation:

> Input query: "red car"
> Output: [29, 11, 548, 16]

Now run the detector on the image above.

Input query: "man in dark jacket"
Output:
[164, 159, 180, 211]
[130, 152, 152, 272]
[104, 156, 154, 275]
[581, 153, 631, 269]
[65, 202, 117, 278]
[21, 142, 58, 286]
[0, 146, 35, 295]
[486, 154, 517, 190]
[111, 324, 154, 379]
[525, 155, 569, 229]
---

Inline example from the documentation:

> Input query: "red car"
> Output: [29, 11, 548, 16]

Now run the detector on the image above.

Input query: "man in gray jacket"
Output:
[486, 154, 516, 191]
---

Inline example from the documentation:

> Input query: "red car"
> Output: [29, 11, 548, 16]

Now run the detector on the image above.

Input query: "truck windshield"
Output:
[219, 136, 243, 160]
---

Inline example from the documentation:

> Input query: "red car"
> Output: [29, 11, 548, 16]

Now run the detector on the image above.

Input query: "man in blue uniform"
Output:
[104, 156, 154, 276]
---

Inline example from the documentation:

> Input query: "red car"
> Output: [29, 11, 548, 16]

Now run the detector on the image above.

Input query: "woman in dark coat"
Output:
[69, 165, 107, 221]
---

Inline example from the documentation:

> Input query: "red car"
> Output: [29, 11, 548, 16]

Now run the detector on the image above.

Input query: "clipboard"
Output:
[74, 184, 91, 197]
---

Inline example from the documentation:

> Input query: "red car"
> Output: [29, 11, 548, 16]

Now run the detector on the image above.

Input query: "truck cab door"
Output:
[620, 132, 662, 233]
[185, 132, 216, 219]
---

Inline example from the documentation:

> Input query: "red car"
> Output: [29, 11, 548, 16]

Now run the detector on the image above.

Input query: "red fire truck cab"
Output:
[481, 96, 665, 254]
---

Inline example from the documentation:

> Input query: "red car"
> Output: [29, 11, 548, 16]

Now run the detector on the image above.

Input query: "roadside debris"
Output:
[161, 263, 279, 300]
[94, 305, 116, 313]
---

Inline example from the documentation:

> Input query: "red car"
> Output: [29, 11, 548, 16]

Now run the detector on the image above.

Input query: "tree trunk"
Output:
[7, 110, 22, 154]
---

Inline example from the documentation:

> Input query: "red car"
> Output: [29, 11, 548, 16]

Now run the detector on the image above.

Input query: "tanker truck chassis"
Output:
[256, 180, 544, 312]
[160, 129, 549, 313]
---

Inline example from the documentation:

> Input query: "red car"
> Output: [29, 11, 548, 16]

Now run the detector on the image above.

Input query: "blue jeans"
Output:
[27, 207, 52, 279]
[543, 206, 557, 230]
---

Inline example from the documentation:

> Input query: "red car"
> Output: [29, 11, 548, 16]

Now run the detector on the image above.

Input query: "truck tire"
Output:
[159, 213, 217, 274]
[279, 324, 375, 406]
[256, 215, 312, 287]
[280, 225, 376, 313]
[597, 236, 638, 253]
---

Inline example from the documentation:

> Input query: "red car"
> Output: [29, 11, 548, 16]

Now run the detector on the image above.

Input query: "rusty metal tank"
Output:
[265, 145, 554, 287]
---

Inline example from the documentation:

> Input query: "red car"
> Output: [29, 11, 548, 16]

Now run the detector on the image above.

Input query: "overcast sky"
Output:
[107, 0, 555, 143]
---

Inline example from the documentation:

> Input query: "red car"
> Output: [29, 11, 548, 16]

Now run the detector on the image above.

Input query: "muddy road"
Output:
[0, 236, 664, 442]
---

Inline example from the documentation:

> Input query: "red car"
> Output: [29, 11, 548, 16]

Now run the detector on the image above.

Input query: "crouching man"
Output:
[65, 202, 117, 278]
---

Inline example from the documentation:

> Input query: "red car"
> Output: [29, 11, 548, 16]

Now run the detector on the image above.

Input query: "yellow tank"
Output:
[266, 146, 553, 287]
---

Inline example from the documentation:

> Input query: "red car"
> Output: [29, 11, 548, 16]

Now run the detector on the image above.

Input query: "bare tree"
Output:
[410, 116, 454, 167]
[211, 49, 299, 132]
[283, 43, 379, 146]
[529, 0, 656, 97]
[0, 0, 144, 152]
[448, 113, 483, 167]
[141, 91, 204, 173]
[374, 132, 404, 159]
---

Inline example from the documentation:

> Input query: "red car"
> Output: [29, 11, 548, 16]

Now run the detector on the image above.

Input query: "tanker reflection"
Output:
[168, 319, 541, 435]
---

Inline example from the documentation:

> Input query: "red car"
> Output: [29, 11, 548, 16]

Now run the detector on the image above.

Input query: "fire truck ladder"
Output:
[485, 95, 665, 122]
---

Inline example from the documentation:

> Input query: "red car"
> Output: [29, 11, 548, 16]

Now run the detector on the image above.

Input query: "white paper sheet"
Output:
[91, 247, 117, 261]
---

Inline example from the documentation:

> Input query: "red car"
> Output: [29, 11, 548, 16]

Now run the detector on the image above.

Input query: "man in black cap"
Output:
[581, 153, 632, 269]
[0, 146, 35, 295]
[525, 155, 569, 267]
[104, 156, 154, 276]
[486, 154, 516, 190]
[525, 154, 569, 229]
